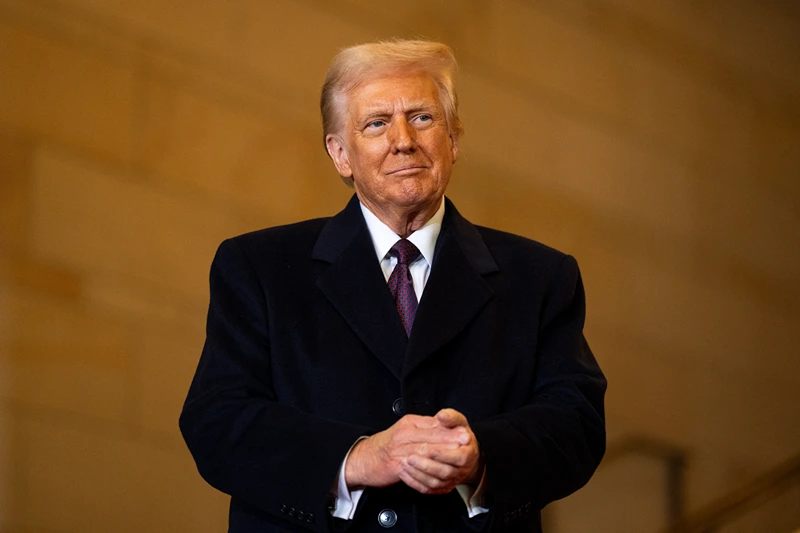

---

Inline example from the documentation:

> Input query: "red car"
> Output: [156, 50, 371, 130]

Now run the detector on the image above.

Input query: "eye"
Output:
[366, 120, 386, 129]
[412, 114, 434, 127]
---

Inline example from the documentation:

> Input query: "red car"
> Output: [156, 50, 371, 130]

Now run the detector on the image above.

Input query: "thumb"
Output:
[436, 408, 467, 428]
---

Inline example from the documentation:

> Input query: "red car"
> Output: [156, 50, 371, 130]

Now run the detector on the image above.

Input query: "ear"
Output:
[449, 133, 459, 163]
[325, 134, 353, 178]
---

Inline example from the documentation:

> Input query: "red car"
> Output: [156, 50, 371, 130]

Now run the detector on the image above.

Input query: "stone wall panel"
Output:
[0, 20, 134, 161]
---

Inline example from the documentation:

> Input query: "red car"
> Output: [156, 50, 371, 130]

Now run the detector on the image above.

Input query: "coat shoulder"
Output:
[226, 217, 330, 258]
[474, 225, 570, 264]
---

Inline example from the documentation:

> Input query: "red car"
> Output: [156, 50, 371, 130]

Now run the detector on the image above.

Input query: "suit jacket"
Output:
[180, 195, 606, 533]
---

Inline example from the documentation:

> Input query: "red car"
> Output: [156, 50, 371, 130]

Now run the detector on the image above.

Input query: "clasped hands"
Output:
[345, 408, 483, 495]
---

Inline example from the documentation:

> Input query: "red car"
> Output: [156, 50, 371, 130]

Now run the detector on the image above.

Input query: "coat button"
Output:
[288, 507, 296, 518]
[392, 398, 403, 416]
[378, 509, 397, 528]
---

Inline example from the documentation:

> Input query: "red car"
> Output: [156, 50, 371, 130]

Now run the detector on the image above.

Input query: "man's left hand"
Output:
[398, 408, 484, 495]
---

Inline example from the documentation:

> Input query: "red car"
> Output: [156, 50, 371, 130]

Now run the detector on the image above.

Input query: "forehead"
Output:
[346, 71, 442, 115]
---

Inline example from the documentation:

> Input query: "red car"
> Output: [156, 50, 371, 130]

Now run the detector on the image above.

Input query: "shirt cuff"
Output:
[455, 467, 490, 518]
[330, 437, 367, 520]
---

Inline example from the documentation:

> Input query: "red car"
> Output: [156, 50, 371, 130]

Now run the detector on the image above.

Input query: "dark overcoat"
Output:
[180, 195, 606, 533]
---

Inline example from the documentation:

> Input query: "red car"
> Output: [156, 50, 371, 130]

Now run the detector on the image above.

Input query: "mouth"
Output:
[387, 165, 427, 175]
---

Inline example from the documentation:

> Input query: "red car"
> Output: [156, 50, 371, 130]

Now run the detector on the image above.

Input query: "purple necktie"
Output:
[387, 239, 422, 337]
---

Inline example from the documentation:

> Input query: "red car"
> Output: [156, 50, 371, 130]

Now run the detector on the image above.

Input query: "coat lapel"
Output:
[312, 195, 408, 379]
[404, 199, 499, 377]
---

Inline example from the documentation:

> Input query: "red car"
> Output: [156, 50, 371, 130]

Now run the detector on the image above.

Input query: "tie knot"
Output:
[389, 239, 421, 265]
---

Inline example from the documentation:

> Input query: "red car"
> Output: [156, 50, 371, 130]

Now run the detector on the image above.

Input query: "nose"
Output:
[389, 119, 416, 154]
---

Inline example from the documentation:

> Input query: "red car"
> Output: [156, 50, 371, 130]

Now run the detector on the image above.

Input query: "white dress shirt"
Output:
[331, 199, 488, 520]
[360, 199, 443, 302]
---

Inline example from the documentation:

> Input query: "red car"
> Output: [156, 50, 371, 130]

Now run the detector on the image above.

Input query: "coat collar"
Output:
[312, 195, 498, 379]
[405, 197, 498, 376]
[312, 195, 408, 378]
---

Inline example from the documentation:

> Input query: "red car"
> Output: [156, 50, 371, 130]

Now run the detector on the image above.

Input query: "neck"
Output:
[359, 196, 442, 238]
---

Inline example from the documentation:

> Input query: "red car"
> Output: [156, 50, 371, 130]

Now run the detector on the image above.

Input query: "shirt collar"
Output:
[360, 198, 445, 266]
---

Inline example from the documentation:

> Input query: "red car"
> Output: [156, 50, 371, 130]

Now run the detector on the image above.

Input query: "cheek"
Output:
[359, 148, 386, 170]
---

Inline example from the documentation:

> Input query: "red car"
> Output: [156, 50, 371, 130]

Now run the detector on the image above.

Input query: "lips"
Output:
[387, 165, 427, 175]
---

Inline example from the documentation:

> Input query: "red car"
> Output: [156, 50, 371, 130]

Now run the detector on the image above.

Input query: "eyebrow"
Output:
[358, 100, 437, 119]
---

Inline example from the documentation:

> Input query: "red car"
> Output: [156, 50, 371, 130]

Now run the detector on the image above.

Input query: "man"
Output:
[180, 40, 606, 533]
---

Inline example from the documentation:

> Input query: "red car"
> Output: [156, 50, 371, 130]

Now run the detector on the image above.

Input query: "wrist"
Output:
[344, 438, 369, 488]
[465, 452, 485, 486]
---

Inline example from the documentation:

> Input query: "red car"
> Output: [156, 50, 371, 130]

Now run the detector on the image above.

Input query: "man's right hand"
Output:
[344, 414, 470, 489]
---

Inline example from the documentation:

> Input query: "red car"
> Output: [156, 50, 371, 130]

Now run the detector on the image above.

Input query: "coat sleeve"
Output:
[471, 254, 607, 527]
[179, 238, 370, 532]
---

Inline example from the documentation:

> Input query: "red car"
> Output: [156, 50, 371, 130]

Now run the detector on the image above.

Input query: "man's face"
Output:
[326, 71, 459, 216]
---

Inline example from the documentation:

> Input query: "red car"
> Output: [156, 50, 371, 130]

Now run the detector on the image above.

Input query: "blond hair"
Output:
[320, 39, 464, 151]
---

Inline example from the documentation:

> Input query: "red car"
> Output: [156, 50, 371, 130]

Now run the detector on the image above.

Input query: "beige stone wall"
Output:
[0, 0, 798, 531]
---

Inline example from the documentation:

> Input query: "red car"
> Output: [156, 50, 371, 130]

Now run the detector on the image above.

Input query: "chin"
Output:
[387, 188, 437, 209]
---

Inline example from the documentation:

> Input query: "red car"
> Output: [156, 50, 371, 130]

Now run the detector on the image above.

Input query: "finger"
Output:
[399, 469, 447, 495]
[403, 415, 439, 429]
[398, 425, 467, 445]
[435, 408, 467, 428]
[422, 425, 470, 446]
[394, 441, 460, 461]
[431, 443, 484, 486]
[405, 454, 460, 482]
[400, 460, 456, 495]
[427, 446, 474, 468]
